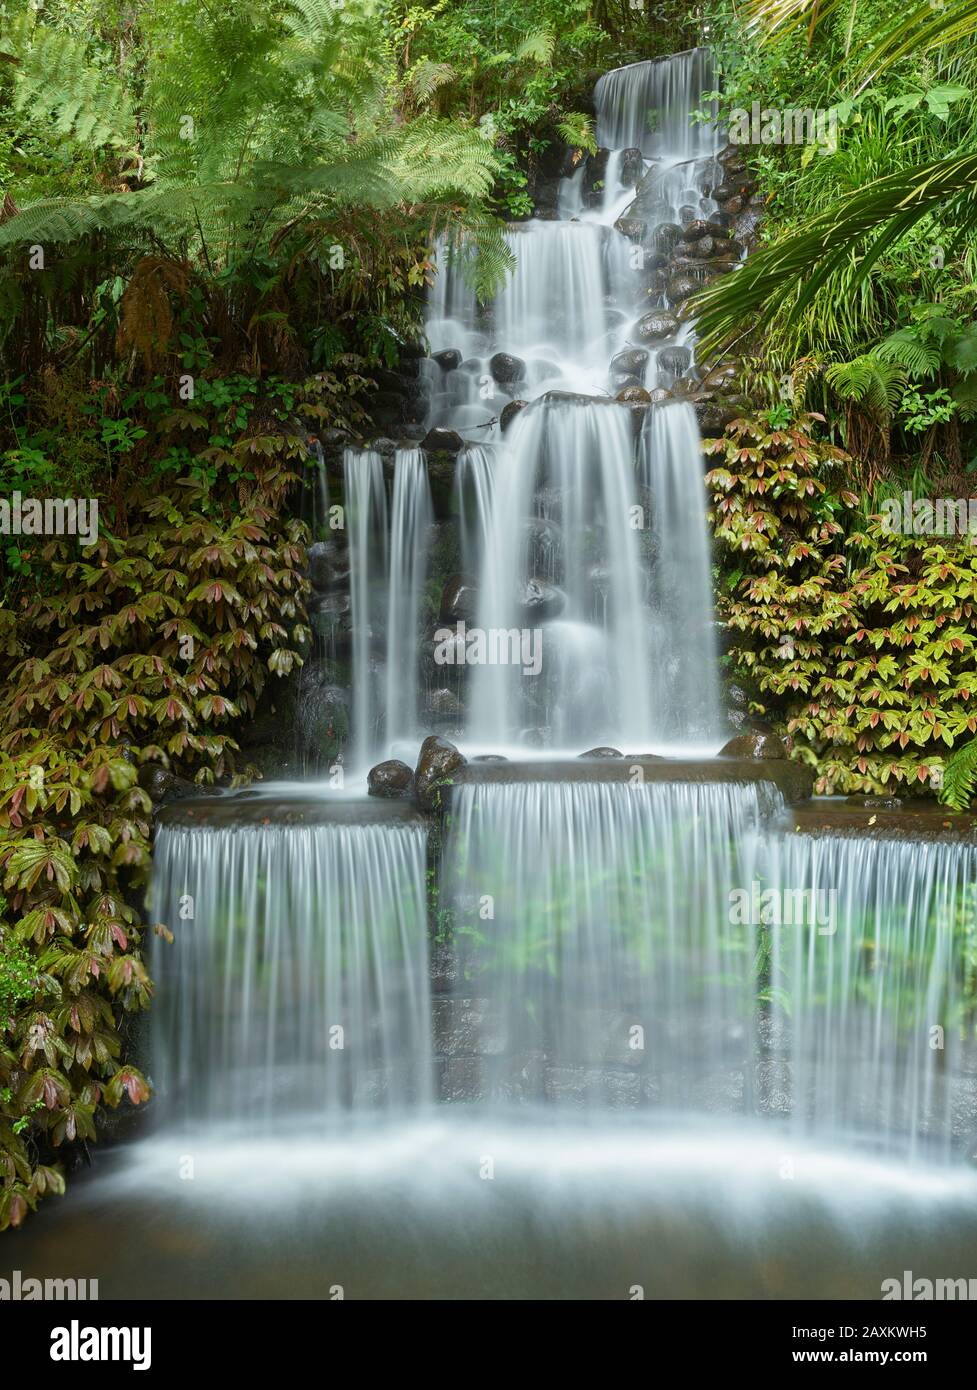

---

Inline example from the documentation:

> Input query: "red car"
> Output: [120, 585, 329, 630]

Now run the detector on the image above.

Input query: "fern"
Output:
[874, 326, 942, 378]
[4, 14, 136, 156]
[514, 30, 555, 65]
[825, 354, 907, 422]
[557, 113, 598, 157]
[940, 736, 977, 811]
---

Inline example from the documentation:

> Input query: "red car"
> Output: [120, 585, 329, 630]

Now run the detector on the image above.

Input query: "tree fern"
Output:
[3, 13, 136, 156]
[940, 736, 977, 811]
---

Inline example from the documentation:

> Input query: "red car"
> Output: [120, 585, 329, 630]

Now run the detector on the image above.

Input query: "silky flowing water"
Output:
[9, 48, 977, 1303]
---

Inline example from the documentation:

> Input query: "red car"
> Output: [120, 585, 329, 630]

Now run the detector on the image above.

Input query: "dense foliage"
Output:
[709, 410, 977, 795]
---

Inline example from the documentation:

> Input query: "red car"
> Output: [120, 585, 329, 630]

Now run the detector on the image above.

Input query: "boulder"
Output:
[500, 399, 528, 432]
[616, 385, 652, 403]
[433, 348, 462, 371]
[139, 766, 208, 806]
[420, 426, 464, 454]
[667, 273, 701, 301]
[619, 147, 645, 187]
[718, 732, 789, 760]
[414, 735, 467, 811]
[653, 222, 684, 253]
[658, 346, 691, 377]
[367, 759, 414, 799]
[635, 311, 679, 344]
[307, 539, 348, 592]
[614, 216, 647, 242]
[489, 352, 526, 384]
[611, 348, 649, 377]
[578, 747, 623, 758]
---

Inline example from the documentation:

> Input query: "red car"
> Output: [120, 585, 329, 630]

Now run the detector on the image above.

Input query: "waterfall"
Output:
[446, 778, 977, 1157]
[344, 447, 386, 769]
[151, 819, 432, 1126]
[453, 443, 495, 576]
[763, 833, 977, 1158]
[466, 397, 656, 749]
[594, 47, 718, 157]
[640, 403, 721, 745]
[384, 448, 433, 753]
[446, 780, 773, 1108]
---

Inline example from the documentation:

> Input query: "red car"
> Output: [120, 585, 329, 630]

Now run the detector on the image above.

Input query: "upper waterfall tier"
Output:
[424, 50, 720, 428]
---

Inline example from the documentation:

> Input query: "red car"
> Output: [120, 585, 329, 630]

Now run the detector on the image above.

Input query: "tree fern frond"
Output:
[874, 328, 942, 378]
[557, 113, 597, 157]
[514, 30, 555, 65]
[4, 13, 136, 155]
[940, 735, 977, 810]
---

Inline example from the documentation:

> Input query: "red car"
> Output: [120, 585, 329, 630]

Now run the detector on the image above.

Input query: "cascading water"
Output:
[763, 832, 977, 1158]
[414, 46, 724, 755]
[640, 403, 722, 742]
[594, 48, 718, 157]
[18, 47, 977, 1305]
[447, 780, 772, 1108]
[343, 446, 386, 770]
[467, 399, 656, 749]
[384, 448, 433, 754]
[445, 775, 977, 1159]
[151, 818, 432, 1126]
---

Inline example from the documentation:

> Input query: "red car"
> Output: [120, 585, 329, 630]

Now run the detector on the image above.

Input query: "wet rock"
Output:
[519, 578, 566, 621]
[140, 766, 208, 806]
[611, 348, 649, 378]
[667, 273, 701, 301]
[695, 401, 740, 434]
[307, 539, 348, 592]
[612, 375, 645, 394]
[722, 195, 745, 215]
[647, 387, 674, 404]
[654, 222, 684, 253]
[440, 573, 479, 623]
[702, 364, 741, 391]
[420, 426, 464, 454]
[295, 660, 349, 758]
[718, 731, 789, 760]
[658, 345, 691, 377]
[426, 687, 464, 720]
[489, 352, 526, 384]
[635, 311, 679, 344]
[472, 754, 508, 762]
[619, 147, 645, 186]
[579, 747, 623, 758]
[614, 216, 647, 242]
[500, 399, 528, 432]
[367, 759, 414, 799]
[432, 348, 462, 372]
[414, 735, 467, 811]
[616, 385, 652, 403]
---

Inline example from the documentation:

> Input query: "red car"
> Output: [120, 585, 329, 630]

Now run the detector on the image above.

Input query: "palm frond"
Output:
[694, 152, 977, 354]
